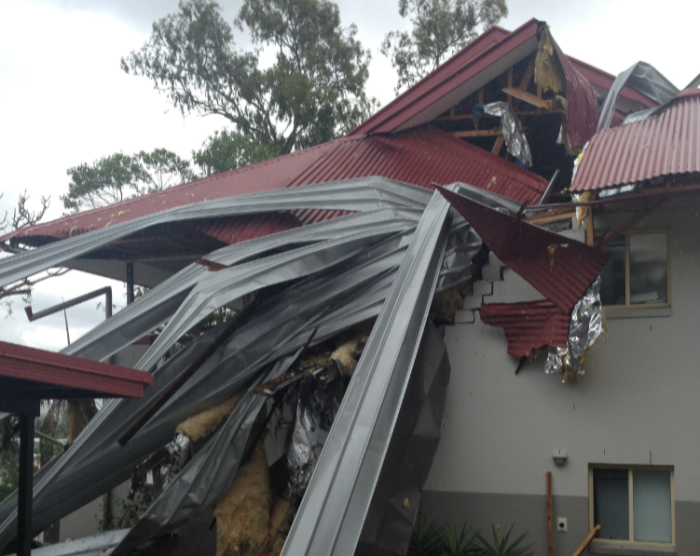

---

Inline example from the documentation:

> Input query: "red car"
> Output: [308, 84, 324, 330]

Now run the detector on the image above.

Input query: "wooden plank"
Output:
[520, 55, 536, 92]
[547, 472, 553, 556]
[571, 525, 602, 556]
[502, 88, 554, 111]
[454, 129, 503, 138]
[491, 135, 505, 156]
[598, 202, 662, 249]
[507, 67, 513, 105]
[435, 110, 545, 122]
[585, 207, 595, 246]
[525, 210, 576, 226]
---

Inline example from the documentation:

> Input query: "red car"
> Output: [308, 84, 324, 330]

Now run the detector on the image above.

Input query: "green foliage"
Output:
[409, 515, 444, 556]
[474, 524, 533, 556]
[122, 0, 376, 154]
[409, 516, 480, 556]
[192, 129, 283, 176]
[410, 518, 531, 556]
[0, 416, 20, 502]
[382, 0, 508, 93]
[442, 523, 480, 556]
[62, 149, 194, 211]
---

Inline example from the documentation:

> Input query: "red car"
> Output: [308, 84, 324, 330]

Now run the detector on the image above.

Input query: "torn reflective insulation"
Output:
[545, 276, 605, 382]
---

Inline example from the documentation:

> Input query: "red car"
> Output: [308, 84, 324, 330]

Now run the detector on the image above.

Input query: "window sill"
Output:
[590, 539, 675, 556]
[604, 306, 671, 320]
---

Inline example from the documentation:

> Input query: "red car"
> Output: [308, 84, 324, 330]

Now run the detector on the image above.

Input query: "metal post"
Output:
[17, 408, 37, 556]
[25, 287, 113, 322]
[126, 263, 134, 305]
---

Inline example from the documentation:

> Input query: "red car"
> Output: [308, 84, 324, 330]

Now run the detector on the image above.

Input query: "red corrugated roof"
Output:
[348, 22, 622, 148]
[571, 91, 700, 192]
[185, 213, 300, 245]
[0, 340, 153, 399]
[349, 20, 539, 137]
[2, 126, 547, 244]
[437, 185, 608, 313]
[480, 301, 569, 357]
[552, 39, 599, 149]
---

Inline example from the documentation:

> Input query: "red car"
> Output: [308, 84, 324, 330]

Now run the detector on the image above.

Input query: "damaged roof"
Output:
[571, 89, 700, 192]
[0, 126, 546, 247]
[348, 19, 655, 142]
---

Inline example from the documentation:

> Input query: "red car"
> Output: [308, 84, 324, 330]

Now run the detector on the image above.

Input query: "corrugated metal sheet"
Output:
[0, 340, 153, 399]
[479, 301, 569, 357]
[572, 91, 700, 192]
[185, 213, 300, 245]
[437, 185, 608, 313]
[552, 39, 599, 149]
[1, 126, 546, 245]
[569, 56, 659, 109]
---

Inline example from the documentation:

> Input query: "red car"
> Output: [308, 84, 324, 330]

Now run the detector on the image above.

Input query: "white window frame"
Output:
[601, 229, 671, 319]
[588, 464, 676, 552]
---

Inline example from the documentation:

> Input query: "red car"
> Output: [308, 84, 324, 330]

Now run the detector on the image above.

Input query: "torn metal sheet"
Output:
[64, 208, 419, 363]
[281, 188, 453, 556]
[109, 353, 298, 556]
[358, 322, 450, 556]
[0, 247, 404, 549]
[5, 528, 128, 556]
[480, 301, 570, 358]
[535, 24, 598, 150]
[546, 276, 604, 382]
[436, 185, 608, 313]
[0, 222, 436, 549]
[483, 102, 533, 167]
[598, 61, 679, 131]
[0, 177, 431, 291]
[135, 224, 406, 372]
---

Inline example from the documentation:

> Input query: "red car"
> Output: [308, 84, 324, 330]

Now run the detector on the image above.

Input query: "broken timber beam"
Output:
[571, 525, 602, 556]
[491, 136, 505, 155]
[454, 129, 503, 138]
[502, 87, 557, 112]
[598, 201, 663, 249]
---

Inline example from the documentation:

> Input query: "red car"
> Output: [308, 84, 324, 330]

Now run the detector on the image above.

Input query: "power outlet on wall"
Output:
[556, 517, 568, 533]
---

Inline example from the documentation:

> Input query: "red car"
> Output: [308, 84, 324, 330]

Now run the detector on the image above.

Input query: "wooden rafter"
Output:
[598, 201, 664, 249]
[453, 129, 503, 138]
[502, 88, 559, 112]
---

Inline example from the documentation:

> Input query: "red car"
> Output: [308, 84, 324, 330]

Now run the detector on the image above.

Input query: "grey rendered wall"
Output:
[424, 199, 700, 554]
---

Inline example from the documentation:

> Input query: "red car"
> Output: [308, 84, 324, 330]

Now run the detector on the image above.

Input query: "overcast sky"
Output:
[1, 0, 698, 351]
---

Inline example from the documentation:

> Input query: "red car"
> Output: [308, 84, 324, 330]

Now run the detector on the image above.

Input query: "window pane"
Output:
[633, 470, 672, 543]
[594, 469, 629, 540]
[629, 233, 668, 305]
[600, 237, 626, 306]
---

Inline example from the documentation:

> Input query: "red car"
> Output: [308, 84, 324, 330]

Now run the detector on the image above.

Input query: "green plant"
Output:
[475, 524, 533, 556]
[441, 523, 479, 555]
[409, 515, 444, 556]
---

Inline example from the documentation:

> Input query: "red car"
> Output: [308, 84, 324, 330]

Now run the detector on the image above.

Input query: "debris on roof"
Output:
[436, 185, 607, 313]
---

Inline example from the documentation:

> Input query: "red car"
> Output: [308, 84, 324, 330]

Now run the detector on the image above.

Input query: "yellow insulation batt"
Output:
[268, 498, 293, 556]
[176, 390, 245, 442]
[214, 441, 272, 556]
[330, 339, 359, 376]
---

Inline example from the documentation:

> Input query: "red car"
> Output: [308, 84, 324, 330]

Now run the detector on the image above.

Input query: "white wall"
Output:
[426, 198, 700, 501]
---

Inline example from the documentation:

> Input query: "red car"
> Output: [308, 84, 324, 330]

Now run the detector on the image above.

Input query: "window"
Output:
[600, 230, 670, 308]
[589, 465, 675, 550]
